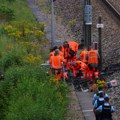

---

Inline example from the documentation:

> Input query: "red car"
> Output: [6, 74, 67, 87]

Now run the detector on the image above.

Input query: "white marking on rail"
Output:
[82, 109, 93, 112]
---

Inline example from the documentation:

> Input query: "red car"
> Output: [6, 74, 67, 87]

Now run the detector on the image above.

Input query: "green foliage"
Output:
[4, 21, 46, 41]
[0, 5, 15, 21]
[0, 44, 26, 71]
[0, 26, 5, 35]
[0, 0, 36, 23]
[0, 66, 68, 120]
[0, 0, 16, 2]
[68, 19, 77, 31]
[6, 0, 16, 2]
[37, 0, 51, 14]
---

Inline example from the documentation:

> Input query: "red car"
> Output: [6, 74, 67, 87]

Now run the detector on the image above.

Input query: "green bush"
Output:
[68, 19, 77, 31]
[4, 21, 46, 41]
[0, 5, 15, 21]
[0, 65, 48, 119]
[0, 26, 5, 35]
[5, 79, 68, 120]
[6, 0, 16, 2]
[0, 66, 68, 120]
[0, 0, 16, 2]
[0, 49, 25, 71]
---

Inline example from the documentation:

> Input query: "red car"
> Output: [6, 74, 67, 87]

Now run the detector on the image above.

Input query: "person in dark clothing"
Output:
[96, 97, 115, 120]
[93, 92, 105, 120]
[93, 86, 108, 105]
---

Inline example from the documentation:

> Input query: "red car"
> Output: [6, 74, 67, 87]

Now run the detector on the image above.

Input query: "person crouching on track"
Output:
[95, 97, 115, 120]
[49, 49, 66, 81]
[70, 61, 88, 88]
[70, 61, 83, 78]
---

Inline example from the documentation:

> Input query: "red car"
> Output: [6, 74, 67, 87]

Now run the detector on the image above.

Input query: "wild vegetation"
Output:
[0, 0, 68, 120]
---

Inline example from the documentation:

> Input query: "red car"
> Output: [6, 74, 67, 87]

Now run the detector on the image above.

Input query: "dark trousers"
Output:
[95, 113, 101, 120]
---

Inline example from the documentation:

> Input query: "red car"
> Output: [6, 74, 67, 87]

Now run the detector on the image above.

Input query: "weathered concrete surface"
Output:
[76, 92, 95, 120]
[66, 86, 85, 120]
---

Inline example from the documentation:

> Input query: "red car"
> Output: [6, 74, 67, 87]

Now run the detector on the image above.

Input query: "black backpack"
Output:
[101, 105, 112, 120]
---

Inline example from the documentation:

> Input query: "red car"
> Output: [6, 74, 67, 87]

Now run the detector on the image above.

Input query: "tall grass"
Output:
[0, 0, 36, 23]
[37, 0, 51, 14]
[0, 66, 68, 120]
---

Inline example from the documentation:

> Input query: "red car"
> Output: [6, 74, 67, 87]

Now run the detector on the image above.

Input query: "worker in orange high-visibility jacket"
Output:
[68, 41, 79, 53]
[62, 41, 79, 69]
[86, 67, 94, 82]
[62, 41, 70, 60]
[80, 47, 88, 64]
[70, 60, 87, 78]
[87, 46, 99, 71]
[49, 46, 58, 57]
[49, 49, 66, 80]
[80, 61, 88, 79]
[62, 41, 71, 69]
[68, 41, 79, 62]
[50, 50, 64, 58]
[50, 46, 64, 58]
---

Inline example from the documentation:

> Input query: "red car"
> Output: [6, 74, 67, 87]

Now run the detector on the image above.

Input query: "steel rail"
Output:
[101, 0, 120, 21]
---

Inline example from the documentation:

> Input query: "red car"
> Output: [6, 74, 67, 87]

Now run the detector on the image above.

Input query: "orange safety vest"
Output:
[49, 51, 54, 57]
[68, 41, 79, 53]
[81, 62, 88, 71]
[49, 55, 65, 69]
[75, 61, 82, 70]
[50, 51, 63, 57]
[62, 47, 70, 59]
[80, 50, 88, 63]
[88, 49, 99, 64]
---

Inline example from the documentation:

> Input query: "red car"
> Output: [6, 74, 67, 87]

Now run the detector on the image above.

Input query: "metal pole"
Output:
[98, 17, 102, 71]
[87, 0, 91, 49]
[84, 0, 92, 50]
[51, 0, 55, 48]
[84, 0, 87, 47]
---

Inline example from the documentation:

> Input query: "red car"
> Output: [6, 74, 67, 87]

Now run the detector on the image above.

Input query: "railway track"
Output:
[92, 0, 120, 68]
[74, 1, 120, 120]
[99, 0, 120, 75]
[101, 0, 120, 21]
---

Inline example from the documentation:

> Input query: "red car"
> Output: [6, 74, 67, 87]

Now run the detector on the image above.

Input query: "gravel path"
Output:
[26, 0, 75, 45]
[55, 0, 84, 41]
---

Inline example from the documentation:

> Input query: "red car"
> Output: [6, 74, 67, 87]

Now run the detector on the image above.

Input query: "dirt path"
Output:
[66, 86, 85, 120]
[26, 0, 75, 45]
